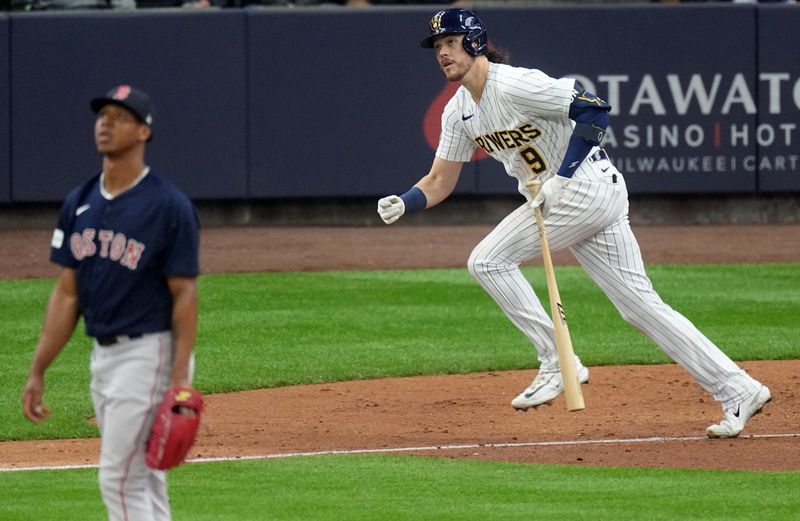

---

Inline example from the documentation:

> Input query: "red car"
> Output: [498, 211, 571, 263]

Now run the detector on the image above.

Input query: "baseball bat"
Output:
[526, 179, 585, 412]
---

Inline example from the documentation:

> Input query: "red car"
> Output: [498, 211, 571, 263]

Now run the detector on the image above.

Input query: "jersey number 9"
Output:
[520, 146, 547, 176]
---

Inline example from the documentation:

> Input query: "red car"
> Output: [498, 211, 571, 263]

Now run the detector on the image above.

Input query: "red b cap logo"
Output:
[112, 85, 131, 101]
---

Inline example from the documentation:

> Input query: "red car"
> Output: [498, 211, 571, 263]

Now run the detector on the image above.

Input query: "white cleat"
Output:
[511, 364, 590, 411]
[706, 385, 772, 438]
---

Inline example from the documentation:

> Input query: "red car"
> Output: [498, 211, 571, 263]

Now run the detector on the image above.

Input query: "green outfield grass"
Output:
[1, 263, 797, 441]
[1, 263, 798, 520]
[1, 455, 798, 521]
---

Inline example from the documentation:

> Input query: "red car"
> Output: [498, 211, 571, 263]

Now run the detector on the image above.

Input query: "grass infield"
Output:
[1, 264, 797, 520]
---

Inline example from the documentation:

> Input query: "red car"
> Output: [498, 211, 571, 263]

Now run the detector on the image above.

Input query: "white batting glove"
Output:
[531, 175, 570, 219]
[377, 195, 405, 225]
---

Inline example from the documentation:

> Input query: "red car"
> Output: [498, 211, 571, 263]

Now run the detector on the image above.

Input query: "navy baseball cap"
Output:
[91, 85, 154, 127]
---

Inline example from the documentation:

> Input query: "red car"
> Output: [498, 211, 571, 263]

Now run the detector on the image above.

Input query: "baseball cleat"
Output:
[706, 385, 772, 438]
[511, 364, 590, 411]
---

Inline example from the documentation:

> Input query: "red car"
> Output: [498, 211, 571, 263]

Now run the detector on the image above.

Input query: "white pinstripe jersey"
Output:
[436, 62, 576, 197]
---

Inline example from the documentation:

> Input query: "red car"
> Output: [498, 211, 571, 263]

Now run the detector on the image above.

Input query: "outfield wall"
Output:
[1, 4, 799, 206]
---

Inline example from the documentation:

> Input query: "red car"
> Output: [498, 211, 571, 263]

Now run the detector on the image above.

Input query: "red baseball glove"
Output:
[146, 386, 204, 470]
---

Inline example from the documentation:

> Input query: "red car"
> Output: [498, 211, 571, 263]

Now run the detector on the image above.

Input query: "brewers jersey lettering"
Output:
[438, 63, 575, 198]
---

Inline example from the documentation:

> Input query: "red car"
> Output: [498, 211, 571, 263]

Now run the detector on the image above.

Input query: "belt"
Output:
[586, 148, 617, 183]
[96, 333, 143, 347]
[588, 148, 609, 163]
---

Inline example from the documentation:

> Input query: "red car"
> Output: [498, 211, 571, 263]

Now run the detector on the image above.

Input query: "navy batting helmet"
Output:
[420, 9, 488, 57]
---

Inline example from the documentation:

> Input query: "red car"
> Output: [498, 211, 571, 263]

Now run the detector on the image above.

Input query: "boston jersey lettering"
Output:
[69, 227, 146, 270]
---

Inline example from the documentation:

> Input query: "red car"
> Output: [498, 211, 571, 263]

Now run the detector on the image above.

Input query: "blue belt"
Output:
[588, 148, 609, 163]
[587, 149, 617, 183]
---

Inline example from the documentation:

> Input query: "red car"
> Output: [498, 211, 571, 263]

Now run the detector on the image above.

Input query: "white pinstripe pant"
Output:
[467, 158, 760, 410]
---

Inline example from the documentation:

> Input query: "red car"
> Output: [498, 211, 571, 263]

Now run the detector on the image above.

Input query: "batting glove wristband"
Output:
[378, 187, 427, 225]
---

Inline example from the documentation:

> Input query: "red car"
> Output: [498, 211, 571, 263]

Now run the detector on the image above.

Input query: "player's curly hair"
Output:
[485, 47, 509, 64]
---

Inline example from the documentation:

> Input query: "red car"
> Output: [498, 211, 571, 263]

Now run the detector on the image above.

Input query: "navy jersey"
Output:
[50, 169, 200, 337]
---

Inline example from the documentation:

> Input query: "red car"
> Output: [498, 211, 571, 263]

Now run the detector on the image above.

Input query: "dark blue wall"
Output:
[2, 5, 798, 203]
[0, 15, 9, 204]
[10, 11, 247, 202]
[246, 9, 480, 198]
[757, 5, 800, 193]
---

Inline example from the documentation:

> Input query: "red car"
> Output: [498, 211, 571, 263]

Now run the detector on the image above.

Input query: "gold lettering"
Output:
[486, 133, 504, 151]
[475, 125, 543, 154]
[499, 130, 515, 148]
[509, 130, 527, 148]
[475, 137, 490, 154]
[520, 124, 541, 141]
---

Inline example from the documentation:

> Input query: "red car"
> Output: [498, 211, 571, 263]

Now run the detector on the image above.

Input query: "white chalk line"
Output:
[1, 432, 797, 473]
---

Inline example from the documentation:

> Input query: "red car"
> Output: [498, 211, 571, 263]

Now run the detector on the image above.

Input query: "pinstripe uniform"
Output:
[440, 62, 761, 412]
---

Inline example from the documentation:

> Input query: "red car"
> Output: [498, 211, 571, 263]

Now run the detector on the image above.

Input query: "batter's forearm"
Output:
[415, 171, 460, 208]
[416, 156, 463, 208]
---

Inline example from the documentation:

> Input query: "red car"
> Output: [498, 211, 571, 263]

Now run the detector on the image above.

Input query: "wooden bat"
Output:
[526, 179, 585, 412]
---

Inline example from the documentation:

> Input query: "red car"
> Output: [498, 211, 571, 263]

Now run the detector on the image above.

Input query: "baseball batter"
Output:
[21, 85, 200, 520]
[378, 9, 771, 438]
